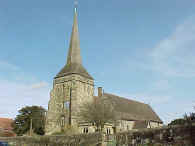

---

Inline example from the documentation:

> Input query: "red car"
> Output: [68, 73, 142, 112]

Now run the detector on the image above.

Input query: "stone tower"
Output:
[45, 8, 94, 135]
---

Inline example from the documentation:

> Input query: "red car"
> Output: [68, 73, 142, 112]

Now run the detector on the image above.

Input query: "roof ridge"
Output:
[103, 92, 148, 105]
[0, 118, 13, 120]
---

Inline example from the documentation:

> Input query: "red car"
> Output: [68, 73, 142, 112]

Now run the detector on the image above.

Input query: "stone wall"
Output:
[46, 74, 94, 134]
[0, 133, 101, 146]
[1, 125, 194, 146]
[106, 124, 195, 146]
[149, 121, 163, 128]
[117, 120, 135, 132]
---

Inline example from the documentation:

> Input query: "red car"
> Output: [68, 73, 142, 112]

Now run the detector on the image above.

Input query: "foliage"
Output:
[168, 118, 186, 126]
[11, 106, 46, 136]
[1, 133, 102, 146]
[0, 130, 15, 137]
[1, 125, 194, 146]
[51, 125, 78, 136]
[78, 97, 116, 132]
[184, 112, 195, 126]
[188, 112, 195, 121]
[168, 112, 195, 126]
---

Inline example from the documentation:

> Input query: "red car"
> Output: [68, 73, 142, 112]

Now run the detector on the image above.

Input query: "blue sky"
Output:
[0, 0, 195, 124]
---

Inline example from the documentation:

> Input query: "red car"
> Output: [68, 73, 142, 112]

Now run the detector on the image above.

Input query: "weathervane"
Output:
[74, 0, 78, 12]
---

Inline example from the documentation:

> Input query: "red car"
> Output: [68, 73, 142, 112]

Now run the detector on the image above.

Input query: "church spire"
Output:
[67, 6, 82, 65]
[55, 5, 93, 80]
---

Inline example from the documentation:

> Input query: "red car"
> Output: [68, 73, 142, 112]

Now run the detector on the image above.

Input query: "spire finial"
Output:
[55, 0, 94, 80]
[74, 0, 78, 12]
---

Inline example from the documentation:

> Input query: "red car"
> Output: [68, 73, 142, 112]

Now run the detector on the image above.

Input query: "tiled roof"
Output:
[0, 118, 16, 137]
[0, 118, 13, 131]
[101, 93, 163, 123]
[55, 63, 93, 80]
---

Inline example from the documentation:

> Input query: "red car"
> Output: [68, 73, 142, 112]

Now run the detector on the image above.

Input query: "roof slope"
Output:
[0, 118, 16, 137]
[0, 118, 13, 131]
[56, 63, 93, 79]
[102, 93, 162, 123]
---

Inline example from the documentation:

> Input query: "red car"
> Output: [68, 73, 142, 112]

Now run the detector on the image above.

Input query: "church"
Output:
[45, 8, 163, 135]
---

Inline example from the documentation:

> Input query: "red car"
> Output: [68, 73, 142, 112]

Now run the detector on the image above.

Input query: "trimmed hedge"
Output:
[0, 133, 102, 146]
[0, 125, 195, 146]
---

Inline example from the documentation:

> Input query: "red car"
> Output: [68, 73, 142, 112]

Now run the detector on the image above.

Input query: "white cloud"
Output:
[0, 60, 34, 83]
[100, 16, 195, 124]
[160, 99, 195, 124]
[0, 80, 50, 119]
[0, 61, 50, 119]
[116, 91, 195, 124]
[31, 81, 49, 89]
[0, 61, 20, 71]
[151, 16, 195, 78]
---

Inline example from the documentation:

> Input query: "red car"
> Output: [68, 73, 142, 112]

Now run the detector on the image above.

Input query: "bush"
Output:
[51, 125, 78, 136]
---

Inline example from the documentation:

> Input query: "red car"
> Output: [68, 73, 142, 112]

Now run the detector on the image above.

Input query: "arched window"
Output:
[83, 127, 88, 133]
[60, 116, 65, 127]
[106, 128, 111, 134]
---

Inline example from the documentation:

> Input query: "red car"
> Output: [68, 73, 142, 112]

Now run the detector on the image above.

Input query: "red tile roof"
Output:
[0, 118, 13, 131]
[0, 118, 16, 137]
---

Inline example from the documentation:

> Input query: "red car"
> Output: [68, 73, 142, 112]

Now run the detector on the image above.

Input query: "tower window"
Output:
[106, 128, 111, 134]
[64, 101, 70, 109]
[83, 127, 88, 133]
[60, 116, 65, 126]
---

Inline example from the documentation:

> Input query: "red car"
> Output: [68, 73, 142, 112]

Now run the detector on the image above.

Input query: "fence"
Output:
[103, 124, 195, 146]
[0, 133, 102, 146]
[0, 125, 194, 146]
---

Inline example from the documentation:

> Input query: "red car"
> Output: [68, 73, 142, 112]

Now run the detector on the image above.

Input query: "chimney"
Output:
[98, 87, 103, 97]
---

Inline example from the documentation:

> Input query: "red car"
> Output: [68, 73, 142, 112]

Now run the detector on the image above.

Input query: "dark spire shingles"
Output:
[55, 8, 93, 80]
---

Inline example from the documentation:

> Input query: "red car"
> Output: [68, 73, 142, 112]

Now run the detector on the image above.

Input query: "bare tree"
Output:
[77, 97, 116, 132]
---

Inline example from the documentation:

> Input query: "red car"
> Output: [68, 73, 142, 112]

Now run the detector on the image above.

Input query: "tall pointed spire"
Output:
[55, 6, 93, 80]
[67, 7, 82, 65]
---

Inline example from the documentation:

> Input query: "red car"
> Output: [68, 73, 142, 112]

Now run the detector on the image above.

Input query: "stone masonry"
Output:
[45, 7, 163, 135]
[45, 8, 94, 135]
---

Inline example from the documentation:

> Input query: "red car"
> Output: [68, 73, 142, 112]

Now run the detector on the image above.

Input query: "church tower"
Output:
[45, 8, 94, 134]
